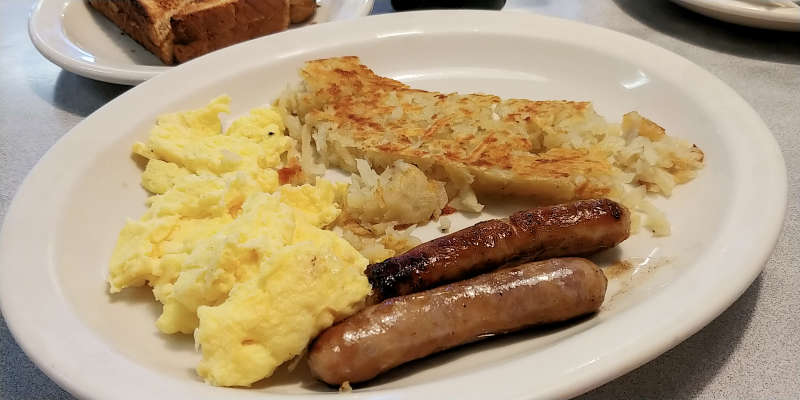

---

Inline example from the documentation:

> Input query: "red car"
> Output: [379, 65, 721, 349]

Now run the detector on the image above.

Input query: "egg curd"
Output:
[108, 96, 371, 387]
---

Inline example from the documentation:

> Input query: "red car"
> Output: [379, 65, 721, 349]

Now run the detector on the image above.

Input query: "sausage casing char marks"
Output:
[308, 257, 608, 386]
[366, 198, 629, 301]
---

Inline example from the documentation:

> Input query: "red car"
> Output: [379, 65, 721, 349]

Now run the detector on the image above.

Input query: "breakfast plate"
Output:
[1, 9, 786, 400]
[671, 0, 800, 31]
[27, 0, 375, 85]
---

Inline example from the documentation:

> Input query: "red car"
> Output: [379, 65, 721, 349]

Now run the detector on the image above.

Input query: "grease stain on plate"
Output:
[601, 252, 673, 309]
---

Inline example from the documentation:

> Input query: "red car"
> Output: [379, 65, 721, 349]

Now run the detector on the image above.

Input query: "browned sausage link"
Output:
[308, 257, 607, 385]
[366, 198, 629, 301]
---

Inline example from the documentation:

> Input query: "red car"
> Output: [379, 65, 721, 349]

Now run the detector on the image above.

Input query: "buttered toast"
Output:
[89, 0, 302, 64]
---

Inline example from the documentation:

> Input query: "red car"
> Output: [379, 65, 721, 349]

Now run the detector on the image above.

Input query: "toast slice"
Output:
[88, 0, 194, 63]
[279, 57, 704, 215]
[171, 0, 290, 63]
[88, 0, 290, 65]
[289, 0, 316, 23]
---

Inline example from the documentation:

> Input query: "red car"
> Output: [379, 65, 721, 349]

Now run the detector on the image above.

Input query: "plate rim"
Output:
[27, 0, 376, 85]
[671, 0, 800, 31]
[3, 9, 788, 400]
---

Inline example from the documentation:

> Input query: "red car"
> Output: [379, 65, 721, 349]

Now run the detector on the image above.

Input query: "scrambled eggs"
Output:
[108, 96, 371, 387]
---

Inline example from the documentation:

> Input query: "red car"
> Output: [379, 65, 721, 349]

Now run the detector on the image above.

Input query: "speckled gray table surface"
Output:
[1, 0, 798, 399]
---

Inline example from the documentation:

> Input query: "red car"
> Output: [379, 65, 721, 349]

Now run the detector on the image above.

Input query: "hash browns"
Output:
[278, 56, 704, 235]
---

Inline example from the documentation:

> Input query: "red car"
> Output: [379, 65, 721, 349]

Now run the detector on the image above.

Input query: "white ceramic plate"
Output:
[1, 10, 786, 400]
[28, 0, 375, 85]
[672, 0, 800, 31]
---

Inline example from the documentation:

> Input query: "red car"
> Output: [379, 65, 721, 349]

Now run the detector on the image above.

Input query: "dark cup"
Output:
[391, 0, 506, 11]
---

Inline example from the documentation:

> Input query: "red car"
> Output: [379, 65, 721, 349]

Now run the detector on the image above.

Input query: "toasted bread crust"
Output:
[89, 0, 178, 64]
[289, 0, 316, 23]
[88, 0, 290, 65]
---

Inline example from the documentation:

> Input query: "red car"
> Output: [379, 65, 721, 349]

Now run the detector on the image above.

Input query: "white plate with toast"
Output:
[672, 0, 800, 31]
[2, 9, 786, 400]
[28, 0, 375, 85]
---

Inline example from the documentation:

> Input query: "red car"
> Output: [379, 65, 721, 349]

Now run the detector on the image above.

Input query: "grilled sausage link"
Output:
[366, 198, 628, 301]
[308, 257, 607, 385]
